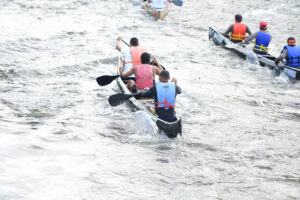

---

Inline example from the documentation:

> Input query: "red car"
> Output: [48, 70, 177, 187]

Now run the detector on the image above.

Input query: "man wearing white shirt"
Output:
[148, 0, 172, 11]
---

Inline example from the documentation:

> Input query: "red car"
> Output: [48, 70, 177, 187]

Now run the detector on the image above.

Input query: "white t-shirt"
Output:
[150, 0, 166, 11]
[121, 46, 135, 78]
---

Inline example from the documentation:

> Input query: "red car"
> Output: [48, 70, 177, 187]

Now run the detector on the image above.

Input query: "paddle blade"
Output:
[246, 50, 259, 65]
[172, 0, 183, 6]
[156, 118, 182, 138]
[132, 2, 141, 6]
[272, 68, 282, 76]
[108, 93, 135, 107]
[96, 75, 119, 86]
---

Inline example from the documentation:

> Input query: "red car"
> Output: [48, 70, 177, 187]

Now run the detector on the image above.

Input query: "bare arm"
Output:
[119, 57, 124, 74]
[116, 36, 123, 52]
[122, 66, 136, 78]
[153, 66, 162, 76]
[246, 26, 252, 35]
[153, 57, 163, 71]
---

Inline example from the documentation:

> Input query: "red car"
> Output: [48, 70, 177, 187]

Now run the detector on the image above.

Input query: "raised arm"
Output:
[122, 66, 136, 78]
[153, 57, 163, 71]
[116, 36, 123, 52]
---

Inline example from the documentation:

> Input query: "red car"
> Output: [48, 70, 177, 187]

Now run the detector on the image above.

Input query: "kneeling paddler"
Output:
[134, 70, 182, 122]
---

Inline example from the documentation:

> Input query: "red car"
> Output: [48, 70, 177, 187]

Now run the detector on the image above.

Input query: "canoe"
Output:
[116, 56, 182, 138]
[208, 27, 300, 80]
[143, 3, 169, 20]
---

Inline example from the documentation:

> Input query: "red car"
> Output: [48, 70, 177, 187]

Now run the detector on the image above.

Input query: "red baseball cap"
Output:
[260, 22, 267, 29]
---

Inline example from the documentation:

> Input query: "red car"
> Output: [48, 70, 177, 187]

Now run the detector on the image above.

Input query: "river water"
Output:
[0, 0, 300, 199]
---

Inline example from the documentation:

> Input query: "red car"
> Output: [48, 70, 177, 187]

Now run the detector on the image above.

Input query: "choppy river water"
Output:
[0, 0, 300, 199]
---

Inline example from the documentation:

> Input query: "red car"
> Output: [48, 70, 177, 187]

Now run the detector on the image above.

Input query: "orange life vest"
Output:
[230, 23, 246, 41]
[130, 46, 145, 67]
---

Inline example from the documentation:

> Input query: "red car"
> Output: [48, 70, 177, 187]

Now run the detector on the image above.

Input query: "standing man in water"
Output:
[275, 37, 300, 67]
[223, 14, 252, 43]
[245, 22, 272, 55]
[116, 36, 145, 83]
[147, 0, 173, 11]
[134, 70, 181, 122]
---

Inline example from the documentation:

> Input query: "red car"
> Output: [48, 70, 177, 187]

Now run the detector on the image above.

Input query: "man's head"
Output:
[235, 14, 242, 23]
[159, 70, 170, 82]
[287, 37, 296, 46]
[141, 52, 151, 64]
[260, 22, 267, 31]
[130, 37, 139, 46]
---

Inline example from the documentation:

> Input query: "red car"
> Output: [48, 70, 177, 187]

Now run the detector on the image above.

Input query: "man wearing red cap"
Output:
[245, 22, 272, 55]
[275, 37, 300, 68]
[223, 14, 252, 43]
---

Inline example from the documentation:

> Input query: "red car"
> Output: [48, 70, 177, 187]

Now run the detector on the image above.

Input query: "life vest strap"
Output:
[253, 44, 269, 53]
[287, 56, 300, 64]
[154, 98, 175, 109]
[229, 32, 245, 40]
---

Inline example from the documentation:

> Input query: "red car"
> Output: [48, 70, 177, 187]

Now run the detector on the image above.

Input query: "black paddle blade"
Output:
[156, 119, 182, 138]
[108, 93, 135, 107]
[96, 75, 120, 86]
[272, 68, 282, 76]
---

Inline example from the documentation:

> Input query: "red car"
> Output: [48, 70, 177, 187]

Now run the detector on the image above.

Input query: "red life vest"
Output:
[130, 46, 145, 67]
[230, 23, 246, 41]
[135, 64, 153, 89]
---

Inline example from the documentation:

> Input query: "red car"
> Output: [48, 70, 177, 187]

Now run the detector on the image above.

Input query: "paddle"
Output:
[96, 75, 120, 86]
[246, 49, 259, 65]
[108, 93, 135, 107]
[272, 65, 283, 76]
[172, 0, 183, 6]
[240, 43, 260, 65]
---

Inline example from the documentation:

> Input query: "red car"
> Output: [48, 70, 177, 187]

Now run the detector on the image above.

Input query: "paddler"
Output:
[275, 37, 300, 68]
[122, 52, 163, 93]
[223, 14, 252, 43]
[134, 70, 181, 122]
[116, 36, 146, 82]
[244, 22, 272, 55]
[147, 0, 173, 11]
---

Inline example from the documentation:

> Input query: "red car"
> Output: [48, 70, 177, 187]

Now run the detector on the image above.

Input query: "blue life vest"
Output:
[284, 45, 300, 67]
[253, 31, 271, 54]
[155, 82, 175, 110]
